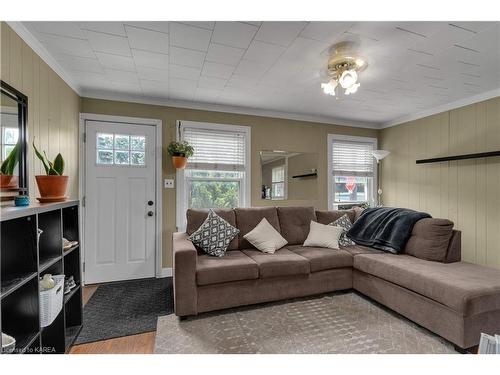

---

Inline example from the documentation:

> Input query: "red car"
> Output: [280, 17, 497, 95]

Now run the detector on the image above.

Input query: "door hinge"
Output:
[83, 132, 86, 143]
[83, 262, 85, 272]
[82, 196, 86, 207]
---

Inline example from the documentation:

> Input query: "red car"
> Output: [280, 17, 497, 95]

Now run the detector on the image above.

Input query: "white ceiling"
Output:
[19, 21, 500, 127]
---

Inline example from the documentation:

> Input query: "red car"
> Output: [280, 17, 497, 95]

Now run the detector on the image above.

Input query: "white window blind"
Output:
[183, 127, 246, 171]
[332, 139, 374, 177]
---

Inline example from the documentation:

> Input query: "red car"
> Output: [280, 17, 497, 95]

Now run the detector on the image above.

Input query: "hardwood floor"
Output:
[69, 285, 156, 354]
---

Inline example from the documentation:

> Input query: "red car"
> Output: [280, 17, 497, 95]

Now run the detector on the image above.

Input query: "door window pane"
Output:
[97, 150, 113, 164]
[114, 151, 130, 165]
[96, 132, 146, 166]
[97, 133, 113, 149]
[131, 136, 146, 151]
[131, 152, 145, 166]
[114, 134, 130, 150]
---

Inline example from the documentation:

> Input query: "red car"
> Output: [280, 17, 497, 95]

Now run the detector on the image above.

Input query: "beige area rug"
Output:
[155, 292, 457, 354]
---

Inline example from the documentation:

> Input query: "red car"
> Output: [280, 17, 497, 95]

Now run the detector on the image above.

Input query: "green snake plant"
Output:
[0, 142, 20, 176]
[33, 140, 65, 175]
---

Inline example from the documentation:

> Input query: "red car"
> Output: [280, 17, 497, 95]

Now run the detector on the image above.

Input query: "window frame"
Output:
[95, 132, 147, 167]
[271, 164, 286, 200]
[327, 134, 378, 210]
[176, 120, 251, 231]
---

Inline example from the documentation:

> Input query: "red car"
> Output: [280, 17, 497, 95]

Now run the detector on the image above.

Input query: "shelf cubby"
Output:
[64, 248, 81, 287]
[41, 309, 65, 354]
[1, 278, 40, 354]
[38, 209, 63, 266]
[64, 285, 82, 351]
[1, 200, 82, 354]
[1, 215, 37, 299]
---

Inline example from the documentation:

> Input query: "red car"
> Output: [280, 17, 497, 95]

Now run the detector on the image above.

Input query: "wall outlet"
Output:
[164, 178, 175, 189]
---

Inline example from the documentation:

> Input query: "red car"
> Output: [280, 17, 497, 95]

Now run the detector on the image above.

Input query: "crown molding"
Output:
[7, 21, 82, 95]
[80, 88, 381, 129]
[382, 88, 500, 128]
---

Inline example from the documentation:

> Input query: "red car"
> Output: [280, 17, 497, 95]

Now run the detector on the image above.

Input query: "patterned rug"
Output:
[155, 291, 457, 354]
[76, 277, 174, 344]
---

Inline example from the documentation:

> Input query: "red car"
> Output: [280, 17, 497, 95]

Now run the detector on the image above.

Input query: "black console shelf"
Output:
[1, 200, 82, 354]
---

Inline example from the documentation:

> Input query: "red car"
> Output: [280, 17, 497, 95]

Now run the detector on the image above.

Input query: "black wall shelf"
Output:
[1, 200, 82, 354]
[416, 151, 500, 164]
[292, 172, 318, 178]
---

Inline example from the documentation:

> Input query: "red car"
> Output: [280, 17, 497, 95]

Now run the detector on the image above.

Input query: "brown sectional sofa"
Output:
[173, 206, 500, 350]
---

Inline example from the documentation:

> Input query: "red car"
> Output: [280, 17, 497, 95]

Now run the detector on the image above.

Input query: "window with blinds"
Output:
[177, 122, 250, 221]
[183, 127, 246, 171]
[330, 136, 376, 206]
[331, 139, 374, 177]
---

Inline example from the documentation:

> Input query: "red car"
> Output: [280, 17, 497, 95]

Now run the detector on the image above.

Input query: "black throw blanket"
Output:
[346, 207, 431, 254]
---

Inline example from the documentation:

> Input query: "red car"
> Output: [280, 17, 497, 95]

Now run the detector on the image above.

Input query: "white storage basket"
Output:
[40, 275, 65, 327]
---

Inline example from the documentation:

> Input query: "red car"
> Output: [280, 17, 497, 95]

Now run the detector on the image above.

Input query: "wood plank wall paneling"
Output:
[0, 22, 80, 199]
[381, 97, 500, 269]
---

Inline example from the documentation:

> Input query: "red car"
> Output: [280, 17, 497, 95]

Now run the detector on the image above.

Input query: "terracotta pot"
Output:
[0, 175, 13, 188]
[172, 155, 188, 169]
[35, 175, 68, 199]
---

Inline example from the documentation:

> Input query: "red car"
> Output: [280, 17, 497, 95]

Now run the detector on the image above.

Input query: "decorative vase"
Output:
[0, 174, 13, 188]
[35, 175, 68, 202]
[172, 155, 188, 169]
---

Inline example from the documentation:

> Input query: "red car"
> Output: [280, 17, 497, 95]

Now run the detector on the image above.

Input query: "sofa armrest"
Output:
[445, 230, 461, 263]
[173, 232, 198, 316]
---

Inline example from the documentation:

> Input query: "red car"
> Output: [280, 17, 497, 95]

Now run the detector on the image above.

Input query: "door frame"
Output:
[79, 113, 163, 285]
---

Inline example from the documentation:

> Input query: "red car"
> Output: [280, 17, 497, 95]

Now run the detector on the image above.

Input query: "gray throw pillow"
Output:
[188, 209, 239, 257]
[330, 214, 355, 247]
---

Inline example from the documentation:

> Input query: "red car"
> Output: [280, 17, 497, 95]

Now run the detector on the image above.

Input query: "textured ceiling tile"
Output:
[212, 22, 258, 49]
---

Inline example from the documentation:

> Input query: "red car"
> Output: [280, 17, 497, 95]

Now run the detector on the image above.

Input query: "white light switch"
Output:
[164, 178, 175, 189]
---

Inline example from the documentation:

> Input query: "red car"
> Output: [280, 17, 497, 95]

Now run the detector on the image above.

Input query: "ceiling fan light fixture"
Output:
[345, 82, 360, 95]
[321, 80, 337, 96]
[339, 70, 358, 89]
[320, 42, 367, 98]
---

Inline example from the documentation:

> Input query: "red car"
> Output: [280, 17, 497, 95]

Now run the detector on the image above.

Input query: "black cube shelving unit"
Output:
[1, 200, 82, 354]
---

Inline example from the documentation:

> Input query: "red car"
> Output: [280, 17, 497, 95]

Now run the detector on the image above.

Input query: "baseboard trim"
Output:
[158, 267, 172, 278]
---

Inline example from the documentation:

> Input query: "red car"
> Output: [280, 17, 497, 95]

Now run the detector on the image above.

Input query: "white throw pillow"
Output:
[243, 218, 288, 254]
[303, 220, 344, 249]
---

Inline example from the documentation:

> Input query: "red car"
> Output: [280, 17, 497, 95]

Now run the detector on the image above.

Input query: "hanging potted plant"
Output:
[167, 140, 194, 169]
[33, 140, 68, 202]
[0, 142, 20, 188]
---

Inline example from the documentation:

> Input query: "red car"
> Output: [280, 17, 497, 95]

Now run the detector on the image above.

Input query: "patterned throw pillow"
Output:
[188, 209, 240, 257]
[330, 214, 355, 247]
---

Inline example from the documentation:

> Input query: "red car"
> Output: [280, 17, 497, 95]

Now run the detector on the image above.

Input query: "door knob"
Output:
[148, 200, 154, 206]
[147, 211, 154, 217]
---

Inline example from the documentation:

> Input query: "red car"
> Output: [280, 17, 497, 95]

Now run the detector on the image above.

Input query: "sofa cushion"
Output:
[354, 253, 500, 316]
[404, 218, 454, 262]
[331, 214, 355, 247]
[342, 244, 385, 256]
[303, 221, 343, 249]
[277, 206, 316, 245]
[196, 250, 259, 286]
[243, 218, 287, 254]
[242, 248, 310, 278]
[287, 245, 353, 272]
[235, 207, 281, 249]
[187, 208, 238, 250]
[316, 209, 355, 225]
[188, 210, 239, 257]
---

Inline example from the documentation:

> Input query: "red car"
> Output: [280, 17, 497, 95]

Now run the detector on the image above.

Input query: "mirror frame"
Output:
[1, 80, 28, 196]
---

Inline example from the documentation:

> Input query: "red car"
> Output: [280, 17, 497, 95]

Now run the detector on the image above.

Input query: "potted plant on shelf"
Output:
[33, 140, 67, 202]
[167, 140, 194, 169]
[0, 142, 20, 188]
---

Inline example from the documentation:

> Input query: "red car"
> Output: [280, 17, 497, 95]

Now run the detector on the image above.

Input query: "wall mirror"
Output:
[260, 150, 318, 201]
[1, 80, 28, 201]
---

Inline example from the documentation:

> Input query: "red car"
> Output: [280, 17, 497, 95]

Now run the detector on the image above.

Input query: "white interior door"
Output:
[84, 120, 156, 284]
